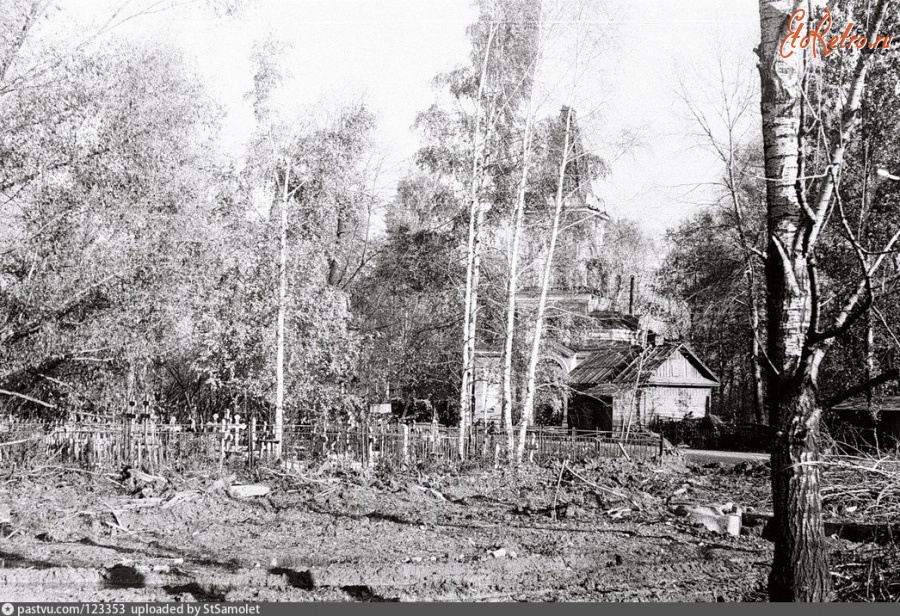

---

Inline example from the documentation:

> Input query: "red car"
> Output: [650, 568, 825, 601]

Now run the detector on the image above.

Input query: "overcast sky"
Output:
[56, 0, 762, 238]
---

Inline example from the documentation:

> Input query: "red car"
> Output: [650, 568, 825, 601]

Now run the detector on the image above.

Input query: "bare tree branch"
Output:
[802, 0, 891, 254]
[824, 368, 900, 410]
[0, 387, 56, 409]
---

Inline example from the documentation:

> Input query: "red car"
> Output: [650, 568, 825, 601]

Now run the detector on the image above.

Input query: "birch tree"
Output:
[245, 37, 293, 457]
[458, 17, 498, 458]
[756, 0, 895, 600]
[411, 0, 541, 457]
[517, 106, 574, 461]
[245, 40, 376, 443]
[499, 1, 544, 462]
[516, 3, 592, 461]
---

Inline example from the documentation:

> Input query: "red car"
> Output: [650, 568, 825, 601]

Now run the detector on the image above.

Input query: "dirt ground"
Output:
[0, 455, 895, 602]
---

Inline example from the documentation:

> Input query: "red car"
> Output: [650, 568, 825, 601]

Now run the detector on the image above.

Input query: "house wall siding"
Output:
[476, 336, 719, 429]
[641, 386, 709, 423]
[588, 385, 635, 430]
[646, 352, 718, 387]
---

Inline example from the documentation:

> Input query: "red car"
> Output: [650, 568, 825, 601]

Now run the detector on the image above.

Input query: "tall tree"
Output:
[414, 0, 542, 457]
[676, 58, 767, 424]
[756, 0, 895, 600]
[459, 15, 497, 458]
[0, 34, 222, 414]
[499, 0, 544, 461]
[517, 106, 573, 461]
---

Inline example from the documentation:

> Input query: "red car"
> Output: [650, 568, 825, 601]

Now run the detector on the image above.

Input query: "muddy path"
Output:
[0, 459, 780, 601]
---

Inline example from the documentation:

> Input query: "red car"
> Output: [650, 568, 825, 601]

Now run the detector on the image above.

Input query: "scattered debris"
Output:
[427, 487, 447, 501]
[606, 508, 631, 519]
[227, 484, 271, 499]
[208, 474, 238, 493]
[731, 461, 769, 477]
[124, 468, 167, 485]
[675, 503, 742, 536]
[1, 453, 897, 600]
[161, 490, 201, 509]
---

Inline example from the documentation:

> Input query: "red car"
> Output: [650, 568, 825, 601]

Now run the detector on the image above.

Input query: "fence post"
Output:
[219, 429, 225, 468]
[363, 423, 368, 467]
[124, 414, 134, 466]
[402, 424, 409, 466]
[249, 416, 257, 470]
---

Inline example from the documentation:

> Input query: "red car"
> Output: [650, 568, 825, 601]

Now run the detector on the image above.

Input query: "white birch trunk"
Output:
[756, 0, 888, 599]
[458, 22, 497, 459]
[500, 55, 541, 464]
[274, 164, 290, 459]
[517, 107, 574, 463]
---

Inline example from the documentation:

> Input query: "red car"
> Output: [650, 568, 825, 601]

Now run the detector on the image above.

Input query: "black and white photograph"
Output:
[1, 0, 899, 603]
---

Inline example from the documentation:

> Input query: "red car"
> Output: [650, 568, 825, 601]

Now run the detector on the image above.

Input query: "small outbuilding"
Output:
[829, 395, 900, 445]
[471, 298, 720, 430]
[567, 339, 720, 431]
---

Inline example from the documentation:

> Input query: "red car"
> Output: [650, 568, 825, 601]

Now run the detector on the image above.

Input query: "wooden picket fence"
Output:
[0, 415, 664, 472]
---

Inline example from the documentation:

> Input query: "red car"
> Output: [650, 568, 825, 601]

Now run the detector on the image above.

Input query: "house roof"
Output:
[568, 341, 641, 385]
[568, 341, 719, 388]
[832, 396, 900, 412]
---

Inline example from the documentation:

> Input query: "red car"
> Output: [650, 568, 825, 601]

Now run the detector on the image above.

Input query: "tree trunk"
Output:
[756, 0, 890, 597]
[500, 42, 541, 464]
[466, 204, 485, 425]
[327, 209, 345, 286]
[459, 199, 476, 458]
[748, 267, 766, 424]
[757, 0, 829, 600]
[500, 176, 525, 462]
[518, 107, 573, 463]
[458, 22, 497, 459]
[865, 312, 876, 420]
[274, 164, 290, 459]
[768, 383, 831, 601]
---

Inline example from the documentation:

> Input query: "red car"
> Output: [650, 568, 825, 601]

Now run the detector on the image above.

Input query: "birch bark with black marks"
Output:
[458, 20, 497, 459]
[757, 0, 891, 601]
[518, 106, 573, 464]
[500, 5, 543, 464]
[274, 164, 290, 459]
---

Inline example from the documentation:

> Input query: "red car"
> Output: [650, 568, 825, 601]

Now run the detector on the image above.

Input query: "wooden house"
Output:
[468, 107, 719, 429]
[566, 339, 720, 431]
[472, 304, 720, 429]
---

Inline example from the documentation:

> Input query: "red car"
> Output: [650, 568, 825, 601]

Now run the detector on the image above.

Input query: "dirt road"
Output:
[0, 459, 779, 602]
